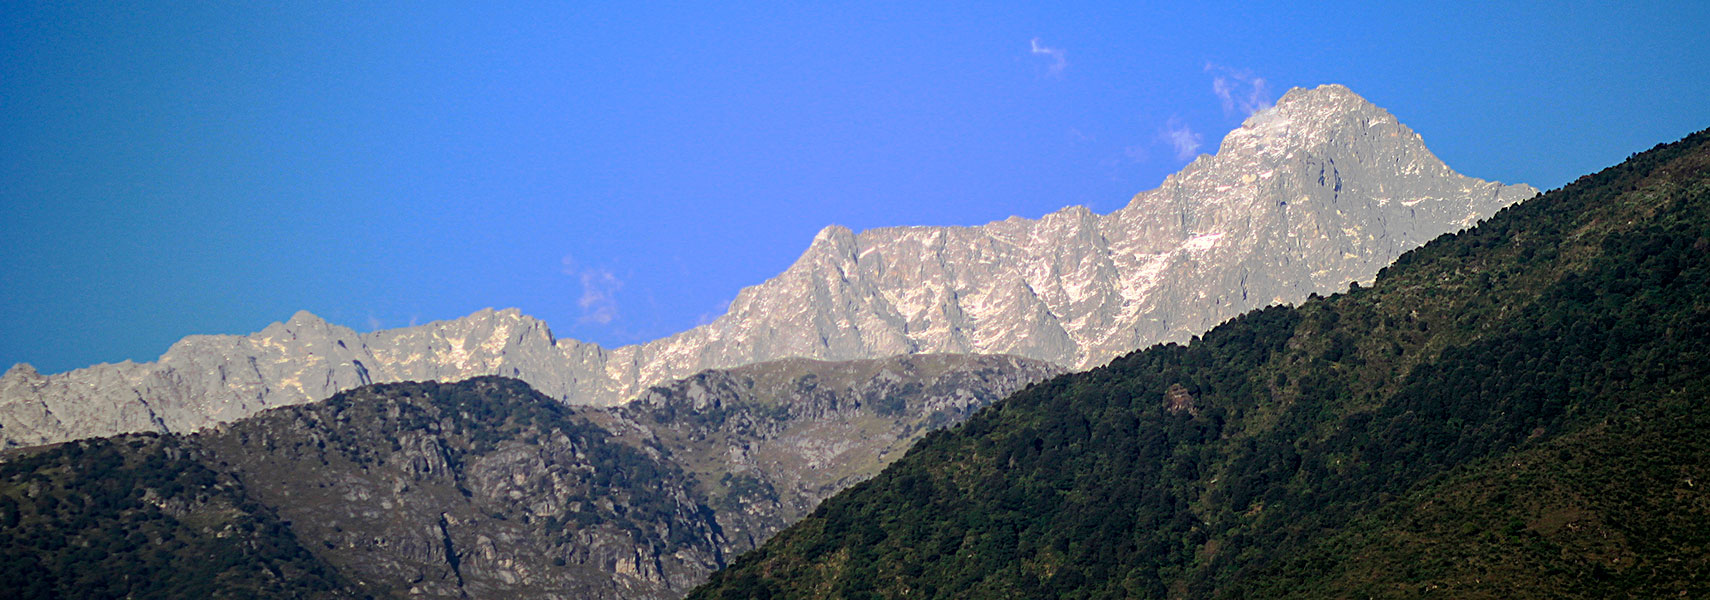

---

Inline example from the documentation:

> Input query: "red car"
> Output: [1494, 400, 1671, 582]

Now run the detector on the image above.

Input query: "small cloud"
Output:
[366, 314, 382, 331]
[1212, 77, 1236, 113]
[1204, 62, 1272, 116]
[1068, 127, 1094, 143]
[1123, 145, 1150, 163]
[563, 253, 624, 325]
[1030, 37, 1067, 76]
[1162, 118, 1203, 161]
[578, 269, 623, 325]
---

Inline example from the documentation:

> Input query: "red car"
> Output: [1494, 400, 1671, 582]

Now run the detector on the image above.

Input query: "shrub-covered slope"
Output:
[689, 129, 1710, 599]
[0, 435, 361, 599]
[1247, 391, 1708, 598]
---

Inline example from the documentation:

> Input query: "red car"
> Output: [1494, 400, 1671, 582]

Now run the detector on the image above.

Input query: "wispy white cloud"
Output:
[1030, 37, 1067, 76]
[1162, 118, 1203, 161]
[562, 254, 624, 325]
[1205, 62, 1272, 116]
[578, 269, 623, 324]
[1123, 144, 1150, 163]
[366, 314, 382, 331]
[1212, 76, 1237, 112]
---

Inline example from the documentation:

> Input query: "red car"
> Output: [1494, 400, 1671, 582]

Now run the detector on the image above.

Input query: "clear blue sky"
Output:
[4, 2, 1706, 374]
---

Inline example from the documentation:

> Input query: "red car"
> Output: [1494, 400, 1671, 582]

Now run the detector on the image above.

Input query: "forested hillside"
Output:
[690, 129, 1710, 599]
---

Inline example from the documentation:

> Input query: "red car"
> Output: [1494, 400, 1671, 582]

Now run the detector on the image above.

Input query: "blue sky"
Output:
[4, 2, 1707, 374]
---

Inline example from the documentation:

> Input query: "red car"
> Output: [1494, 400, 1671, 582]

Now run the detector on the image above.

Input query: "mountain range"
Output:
[6, 123, 1701, 600]
[3, 83, 1698, 599]
[0, 85, 1535, 449]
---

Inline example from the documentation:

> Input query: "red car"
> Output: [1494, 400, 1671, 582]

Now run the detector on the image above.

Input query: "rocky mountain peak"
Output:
[3, 363, 39, 380]
[1209, 85, 1400, 156]
[1276, 82, 1364, 109]
[1, 84, 1539, 448]
[1266, 83, 1379, 124]
[803, 224, 860, 260]
[286, 309, 328, 327]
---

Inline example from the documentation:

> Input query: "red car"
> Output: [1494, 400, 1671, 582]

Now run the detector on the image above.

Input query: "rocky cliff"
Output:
[602, 353, 1063, 553]
[0, 84, 1534, 448]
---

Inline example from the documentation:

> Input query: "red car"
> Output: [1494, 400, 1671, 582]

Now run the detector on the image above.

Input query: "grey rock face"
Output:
[0, 309, 618, 448]
[596, 353, 1065, 556]
[0, 84, 1534, 448]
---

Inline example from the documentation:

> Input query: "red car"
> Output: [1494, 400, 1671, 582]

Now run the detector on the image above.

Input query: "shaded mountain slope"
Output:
[688, 130, 1710, 599]
[0, 353, 1058, 599]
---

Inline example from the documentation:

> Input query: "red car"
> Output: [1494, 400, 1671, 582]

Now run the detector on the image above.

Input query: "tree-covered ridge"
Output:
[689, 128, 1710, 599]
[0, 435, 360, 599]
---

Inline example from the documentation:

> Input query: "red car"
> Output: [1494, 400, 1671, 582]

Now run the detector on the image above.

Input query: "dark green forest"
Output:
[690, 130, 1710, 599]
